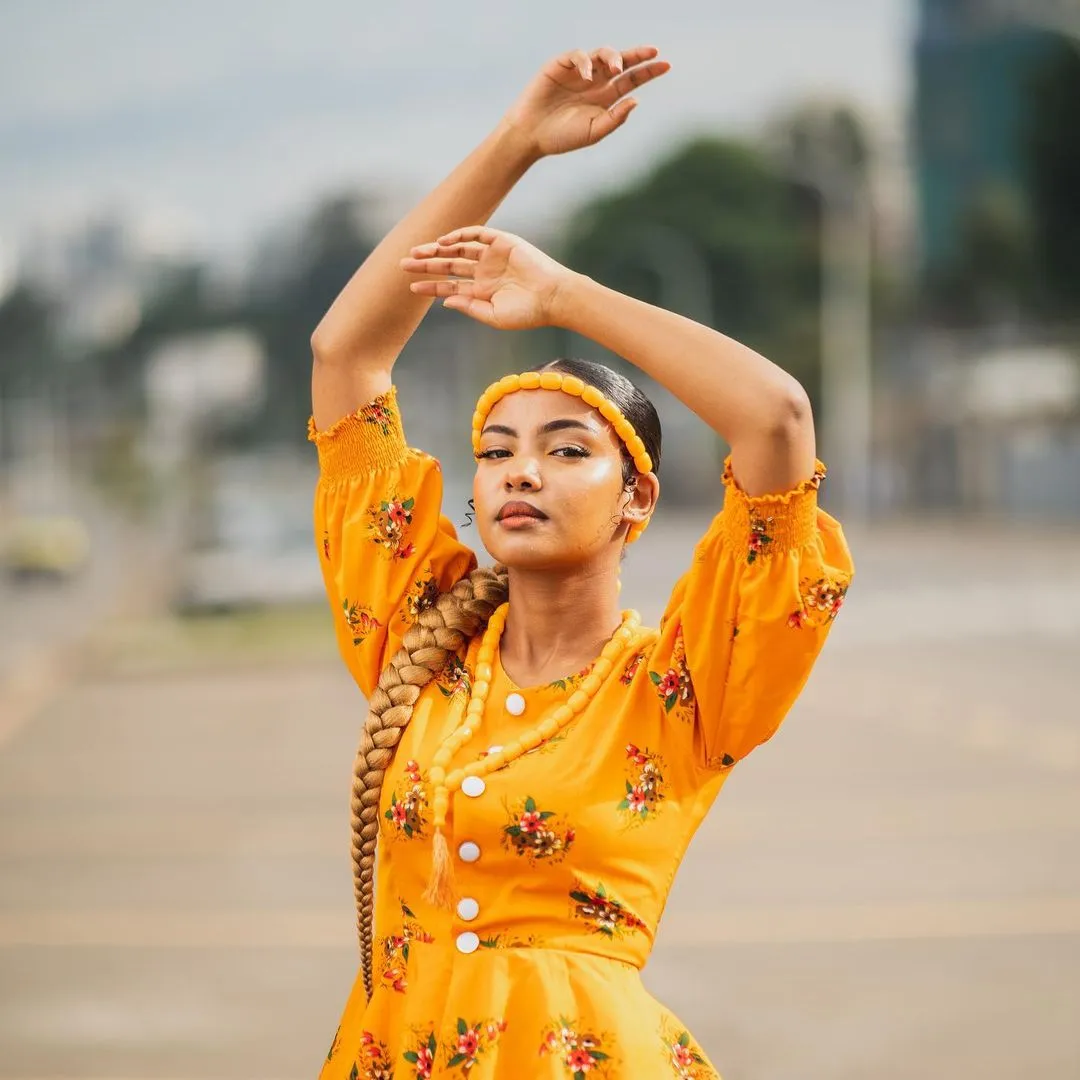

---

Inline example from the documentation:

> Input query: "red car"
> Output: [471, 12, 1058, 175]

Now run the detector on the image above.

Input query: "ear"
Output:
[620, 472, 660, 527]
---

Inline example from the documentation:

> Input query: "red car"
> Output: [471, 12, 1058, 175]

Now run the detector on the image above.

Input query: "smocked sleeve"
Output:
[651, 458, 853, 770]
[308, 387, 477, 698]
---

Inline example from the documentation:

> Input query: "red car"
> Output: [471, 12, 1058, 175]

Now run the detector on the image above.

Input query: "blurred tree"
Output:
[0, 283, 55, 395]
[246, 191, 376, 442]
[557, 137, 821, 398]
[1024, 37, 1080, 317]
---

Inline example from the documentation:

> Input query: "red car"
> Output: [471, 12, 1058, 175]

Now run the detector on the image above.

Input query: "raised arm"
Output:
[401, 227, 812, 496]
[310, 45, 670, 432]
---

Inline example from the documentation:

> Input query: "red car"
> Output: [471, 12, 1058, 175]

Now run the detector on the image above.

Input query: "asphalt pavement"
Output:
[0, 515, 1077, 1079]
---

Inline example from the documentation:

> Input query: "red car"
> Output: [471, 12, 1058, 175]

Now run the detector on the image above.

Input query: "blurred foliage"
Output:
[556, 136, 823, 400]
[244, 193, 375, 443]
[0, 284, 55, 394]
[1025, 37, 1080, 320]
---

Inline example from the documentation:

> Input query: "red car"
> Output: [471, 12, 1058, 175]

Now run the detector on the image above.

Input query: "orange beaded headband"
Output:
[472, 371, 654, 543]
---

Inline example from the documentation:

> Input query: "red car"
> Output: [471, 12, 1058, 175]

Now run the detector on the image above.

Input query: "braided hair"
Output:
[350, 565, 508, 997]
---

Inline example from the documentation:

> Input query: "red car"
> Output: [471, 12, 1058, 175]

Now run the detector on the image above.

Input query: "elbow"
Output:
[766, 379, 813, 445]
[310, 322, 335, 365]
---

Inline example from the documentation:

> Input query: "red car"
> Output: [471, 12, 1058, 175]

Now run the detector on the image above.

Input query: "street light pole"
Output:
[818, 174, 874, 525]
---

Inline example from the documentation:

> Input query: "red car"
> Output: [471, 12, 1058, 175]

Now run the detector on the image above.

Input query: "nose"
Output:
[503, 456, 542, 492]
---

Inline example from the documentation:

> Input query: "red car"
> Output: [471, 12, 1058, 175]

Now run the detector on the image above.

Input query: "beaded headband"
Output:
[471, 371, 654, 543]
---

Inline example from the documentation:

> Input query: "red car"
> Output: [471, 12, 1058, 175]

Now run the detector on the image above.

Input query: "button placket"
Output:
[456, 896, 480, 921]
[456, 930, 480, 954]
[457, 840, 481, 863]
[461, 775, 486, 798]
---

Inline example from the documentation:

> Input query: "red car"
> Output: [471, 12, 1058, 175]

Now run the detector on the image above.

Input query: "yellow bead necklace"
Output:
[423, 602, 641, 907]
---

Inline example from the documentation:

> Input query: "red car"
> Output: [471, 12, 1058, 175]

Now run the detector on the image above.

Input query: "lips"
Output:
[496, 501, 548, 522]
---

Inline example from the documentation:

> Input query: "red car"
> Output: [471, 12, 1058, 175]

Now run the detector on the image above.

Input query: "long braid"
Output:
[351, 564, 509, 997]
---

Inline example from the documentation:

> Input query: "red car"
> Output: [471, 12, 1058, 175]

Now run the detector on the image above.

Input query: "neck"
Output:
[498, 560, 623, 687]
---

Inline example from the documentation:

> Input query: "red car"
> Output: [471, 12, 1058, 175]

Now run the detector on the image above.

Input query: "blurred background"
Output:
[1, 1, 1078, 1077]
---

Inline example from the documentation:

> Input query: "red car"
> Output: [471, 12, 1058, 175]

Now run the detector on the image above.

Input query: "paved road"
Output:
[0, 517, 1078, 1079]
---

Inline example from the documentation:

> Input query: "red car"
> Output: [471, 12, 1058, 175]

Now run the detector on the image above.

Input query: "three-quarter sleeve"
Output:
[309, 388, 477, 698]
[651, 458, 853, 770]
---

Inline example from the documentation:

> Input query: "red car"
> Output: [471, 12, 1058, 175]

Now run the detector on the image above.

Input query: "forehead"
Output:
[484, 388, 602, 431]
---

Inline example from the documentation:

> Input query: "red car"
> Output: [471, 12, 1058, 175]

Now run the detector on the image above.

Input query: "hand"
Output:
[400, 227, 572, 331]
[504, 45, 670, 157]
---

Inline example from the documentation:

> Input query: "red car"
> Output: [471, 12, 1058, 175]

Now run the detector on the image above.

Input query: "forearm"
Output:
[311, 118, 540, 369]
[552, 275, 815, 495]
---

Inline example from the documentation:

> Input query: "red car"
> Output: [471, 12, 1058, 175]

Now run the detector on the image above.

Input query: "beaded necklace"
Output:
[423, 602, 641, 907]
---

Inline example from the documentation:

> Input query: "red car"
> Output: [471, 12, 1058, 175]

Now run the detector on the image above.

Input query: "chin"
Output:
[479, 526, 570, 571]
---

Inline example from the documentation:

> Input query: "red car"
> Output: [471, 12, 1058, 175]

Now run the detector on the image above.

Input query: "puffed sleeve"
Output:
[650, 458, 853, 770]
[308, 387, 477, 698]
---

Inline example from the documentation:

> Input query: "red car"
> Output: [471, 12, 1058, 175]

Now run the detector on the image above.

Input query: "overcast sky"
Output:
[1, 0, 913, 262]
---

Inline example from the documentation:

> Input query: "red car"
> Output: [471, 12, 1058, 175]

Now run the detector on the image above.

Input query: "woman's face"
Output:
[473, 389, 656, 570]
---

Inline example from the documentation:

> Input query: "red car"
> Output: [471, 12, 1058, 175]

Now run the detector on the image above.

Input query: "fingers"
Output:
[606, 58, 671, 101]
[442, 295, 495, 323]
[558, 48, 594, 81]
[400, 256, 476, 279]
[587, 97, 637, 144]
[618, 45, 660, 69]
[435, 226, 501, 246]
[591, 46, 623, 76]
[408, 279, 476, 298]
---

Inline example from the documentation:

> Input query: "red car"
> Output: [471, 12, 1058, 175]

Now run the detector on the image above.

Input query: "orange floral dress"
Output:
[310, 388, 853, 1080]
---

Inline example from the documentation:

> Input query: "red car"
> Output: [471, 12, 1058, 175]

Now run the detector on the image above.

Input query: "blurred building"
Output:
[894, 0, 1080, 520]
[913, 0, 1057, 278]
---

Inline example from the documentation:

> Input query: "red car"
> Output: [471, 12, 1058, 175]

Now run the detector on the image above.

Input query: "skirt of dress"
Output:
[320, 945, 721, 1080]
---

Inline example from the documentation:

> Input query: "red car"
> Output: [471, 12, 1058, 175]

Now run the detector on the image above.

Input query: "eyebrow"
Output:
[481, 418, 598, 438]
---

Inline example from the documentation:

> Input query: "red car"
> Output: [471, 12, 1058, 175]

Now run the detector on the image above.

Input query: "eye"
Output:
[552, 445, 590, 458]
[475, 448, 511, 460]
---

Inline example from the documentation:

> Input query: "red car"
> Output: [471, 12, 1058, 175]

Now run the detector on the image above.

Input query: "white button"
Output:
[461, 775, 486, 798]
[457, 897, 480, 921]
[456, 931, 480, 954]
[458, 840, 481, 863]
[487, 745, 504, 755]
[505, 692, 526, 716]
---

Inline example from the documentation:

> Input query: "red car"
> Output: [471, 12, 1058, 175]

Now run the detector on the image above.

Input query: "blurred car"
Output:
[1, 513, 91, 581]
[173, 455, 324, 615]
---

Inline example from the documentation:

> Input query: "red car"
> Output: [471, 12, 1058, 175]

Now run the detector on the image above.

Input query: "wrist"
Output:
[492, 115, 545, 170]
[546, 270, 598, 330]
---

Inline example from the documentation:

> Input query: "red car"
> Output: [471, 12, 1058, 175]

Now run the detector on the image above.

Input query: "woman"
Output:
[309, 44, 852, 1080]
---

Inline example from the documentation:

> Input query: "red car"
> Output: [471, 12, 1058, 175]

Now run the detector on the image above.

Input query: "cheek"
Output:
[565, 461, 628, 538]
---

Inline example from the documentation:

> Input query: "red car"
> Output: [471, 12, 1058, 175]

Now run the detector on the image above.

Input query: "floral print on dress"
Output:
[322, 531, 331, 561]
[502, 796, 576, 862]
[618, 744, 666, 823]
[436, 655, 471, 699]
[443, 1017, 506, 1073]
[788, 575, 849, 629]
[570, 879, 647, 938]
[384, 761, 428, 841]
[367, 495, 416, 560]
[361, 395, 396, 436]
[661, 1019, 717, 1079]
[620, 652, 646, 685]
[548, 662, 594, 691]
[478, 931, 540, 949]
[402, 1030, 437, 1079]
[351, 1031, 394, 1080]
[343, 600, 382, 647]
[539, 1018, 619, 1079]
[747, 515, 774, 564]
[326, 1024, 343, 1062]
[401, 573, 439, 626]
[377, 899, 435, 994]
[649, 630, 695, 720]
